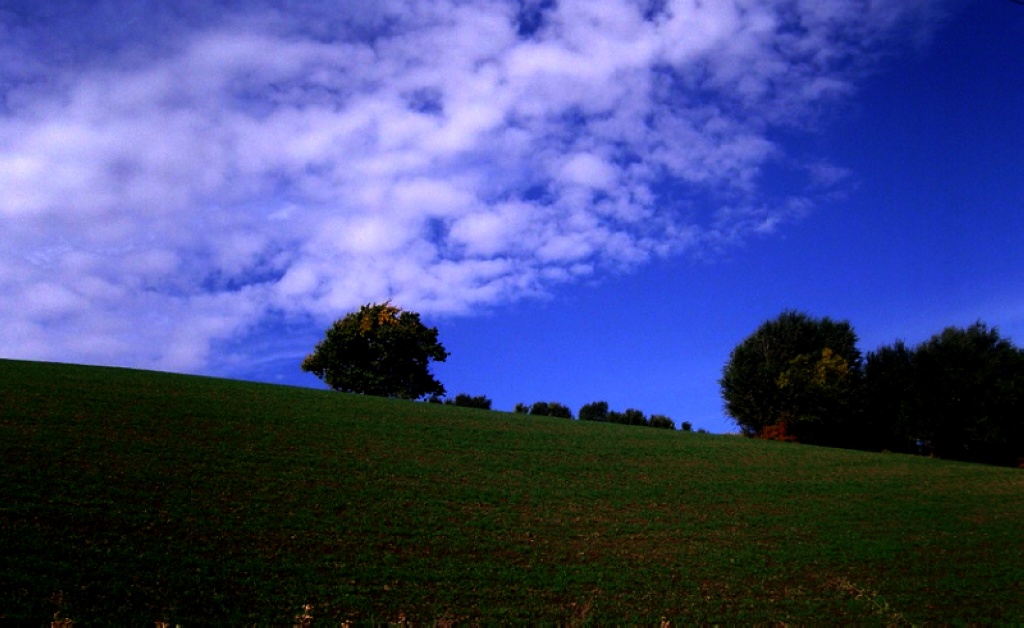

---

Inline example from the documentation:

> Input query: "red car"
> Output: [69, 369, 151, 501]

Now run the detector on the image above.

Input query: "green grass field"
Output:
[1, 358, 1021, 624]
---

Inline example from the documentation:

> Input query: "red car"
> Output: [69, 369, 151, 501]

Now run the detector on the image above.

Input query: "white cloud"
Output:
[559, 153, 619, 190]
[0, 0, 947, 373]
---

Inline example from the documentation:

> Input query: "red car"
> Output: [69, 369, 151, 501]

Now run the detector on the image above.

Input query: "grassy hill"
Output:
[1, 358, 1021, 624]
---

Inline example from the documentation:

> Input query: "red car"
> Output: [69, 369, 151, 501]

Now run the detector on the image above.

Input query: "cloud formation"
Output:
[1, 0, 941, 372]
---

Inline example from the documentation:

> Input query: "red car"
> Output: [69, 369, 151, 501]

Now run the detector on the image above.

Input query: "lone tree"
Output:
[302, 301, 449, 400]
[720, 310, 862, 445]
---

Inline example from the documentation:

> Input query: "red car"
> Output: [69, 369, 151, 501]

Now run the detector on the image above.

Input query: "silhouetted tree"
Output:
[649, 414, 675, 430]
[864, 340, 918, 453]
[302, 301, 448, 400]
[624, 408, 647, 426]
[774, 347, 860, 445]
[547, 402, 573, 419]
[897, 323, 1022, 465]
[579, 401, 610, 422]
[453, 393, 492, 410]
[605, 408, 647, 426]
[527, 401, 573, 419]
[528, 401, 550, 416]
[720, 310, 862, 445]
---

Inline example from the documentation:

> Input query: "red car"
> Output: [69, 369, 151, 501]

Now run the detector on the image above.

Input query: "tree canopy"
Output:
[720, 310, 862, 444]
[301, 302, 449, 400]
[723, 311, 1022, 466]
[526, 401, 573, 419]
[578, 401, 610, 423]
[867, 322, 1023, 465]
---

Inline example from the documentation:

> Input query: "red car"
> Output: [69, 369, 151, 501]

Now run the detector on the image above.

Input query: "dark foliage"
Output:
[547, 402, 574, 419]
[452, 393, 493, 410]
[863, 340, 918, 453]
[528, 401, 550, 416]
[623, 408, 648, 426]
[606, 408, 647, 426]
[720, 309, 862, 446]
[723, 311, 1022, 466]
[867, 323, 1023, 466]
[526, 401, 573, 419]
[649, 414, 675, 430]
[301, 302, 449, 400]
[582, 401, 676, 430]
[578, 400, 610, 422]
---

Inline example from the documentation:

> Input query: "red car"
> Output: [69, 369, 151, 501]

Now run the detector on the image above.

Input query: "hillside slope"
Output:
[1, 359, 1021, 623]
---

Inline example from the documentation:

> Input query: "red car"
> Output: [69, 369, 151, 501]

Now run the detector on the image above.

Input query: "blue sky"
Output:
[2, 0, 1021, 433]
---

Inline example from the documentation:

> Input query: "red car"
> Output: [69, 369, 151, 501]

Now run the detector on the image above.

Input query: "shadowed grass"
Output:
[1, 358, 1021, 623]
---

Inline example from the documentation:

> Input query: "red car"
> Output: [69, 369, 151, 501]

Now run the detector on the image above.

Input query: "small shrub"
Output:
[607, 408, 647, 426]
[579, 401, 610, 422]
[680, 421, 693, 432]
[453, 393, 492, 410]
[760, 422, 797, 442]
[649, 414, 675, 430]
[526, 401, 574, 419]
[547, 402, 573, 419]
[623, 408, 647, 426]
[529, 401, 550, 416]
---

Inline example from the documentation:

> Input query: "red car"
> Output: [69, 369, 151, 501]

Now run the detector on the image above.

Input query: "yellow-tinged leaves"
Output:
[813, 347, 849, 385]
[358, 301, 402, 335]
[777, 347, 850, 390]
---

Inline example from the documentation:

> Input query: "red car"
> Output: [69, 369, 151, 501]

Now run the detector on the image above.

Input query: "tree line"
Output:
[721, 310, 1023, 467]
[428, 395, 689, 431]
[424, 396, 693, 431]
[300, 302, 1020, 465]
[508, 400, 687, 430]
[301, 302, 685, 432]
